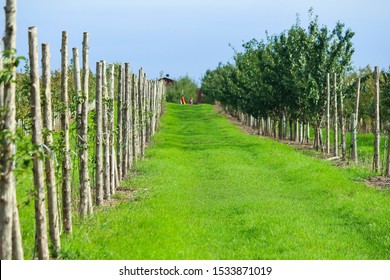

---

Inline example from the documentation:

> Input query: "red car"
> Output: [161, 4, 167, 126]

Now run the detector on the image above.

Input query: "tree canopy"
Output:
[201, 11, 355, 130]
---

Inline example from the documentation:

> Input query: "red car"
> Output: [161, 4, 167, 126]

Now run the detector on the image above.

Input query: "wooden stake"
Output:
[339, 78, 346, 160]
[127, 69, 133, 170]
[326, 73, 330, 154]
[132, 74, 139, 162]
[351, 78, 361, 162]
[95, 61, 103, 205]
[108, 64, 116, 194]
[122, 63, 130, 177]
[60, 31, 72, 234]
[117, 65, 123, 179]
[139, 70, 146, 159]
[333, 73, 338, 157]
[0, 0, 23, 260]
[72, 48, 82, 132]
[102, 61, 110, 200]
[0, 43, 3, 106]
[80, 32, 92, 215]
[42, 43, 61, 256]
[386, 131, 390, 176]
[29, 26, 49, 259]
[373, 66, 380, 172]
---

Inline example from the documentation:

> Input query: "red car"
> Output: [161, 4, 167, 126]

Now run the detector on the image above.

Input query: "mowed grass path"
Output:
[61, 103, 390, 259]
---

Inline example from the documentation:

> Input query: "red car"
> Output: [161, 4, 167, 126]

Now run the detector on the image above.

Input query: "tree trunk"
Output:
[373, 66, 380, 172]
[95, 61, 103, 205]
[60, 31, 72, 234]
[267, 116, 271, 137]
[313, 126, 319, 150]
[29, 26, 50, 260]
[117, 65, 123, 179]
[278, 114, 283, 140]
[42, 43, 61, 256]
[299, 120, 304, 143]
[1, 0, 23, 260]
[319, 128, 324, 150]
[326, 73, 330, 154]
[306, 122, 310, 143]
[294, 119, 299, 142]
[333, 73, 338, 157]
[80, 32, 92, 216]
[351, 78, 361, 163]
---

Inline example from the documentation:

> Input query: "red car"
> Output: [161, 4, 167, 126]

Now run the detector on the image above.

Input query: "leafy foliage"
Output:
[201, 10, 355, 130]
[0, 48, 25, 83]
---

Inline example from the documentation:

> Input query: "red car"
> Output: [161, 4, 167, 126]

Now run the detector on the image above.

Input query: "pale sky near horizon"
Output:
[2, 0, 389, 83]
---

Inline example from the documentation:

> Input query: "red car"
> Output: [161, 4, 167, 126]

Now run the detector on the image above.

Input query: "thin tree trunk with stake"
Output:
[80, 32, 92, 215]
[42, 43, 61, 256]
[29, 26, 50, 259]
[117, 65, 123, 179]
[95, 61, 103, 205]
[122, 63, 130, 177]
[72, 48, 82, 134]
[139, 69, 146, 159]
[339, 79, 346, 160]
[373, 66, 380, 172]
[127, 73, 134, 170]
[61, 31, 72, 234]
[108, 64, 116, 194]
[146, 80, 151, 142]
[326, 73, 330, 154]
[0, 1, 13, 260]
[333, 73, 339, 157]
[386, 130, 390, 177]
[0, 43, 3, 106]
[102, 61, 110, 200]
[11, 181, 23, 259]
[351, 78, 361, 162]
[73, 47, 86, 211]
[0, 0, 23, 260]
[132, 73, 138, 162]
[151, 80, 157, 136]
[128, 66, 133, 169]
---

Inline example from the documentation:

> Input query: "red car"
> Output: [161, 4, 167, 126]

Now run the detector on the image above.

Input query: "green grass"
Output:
[56, 103, 390, 259]
[307, 125, 388, 171]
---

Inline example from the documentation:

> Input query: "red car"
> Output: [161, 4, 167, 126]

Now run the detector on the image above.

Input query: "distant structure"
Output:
[159, 74, 175, 87]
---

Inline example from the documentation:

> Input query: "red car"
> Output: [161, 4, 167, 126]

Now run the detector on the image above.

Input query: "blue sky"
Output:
[2, 0, 390, 83]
